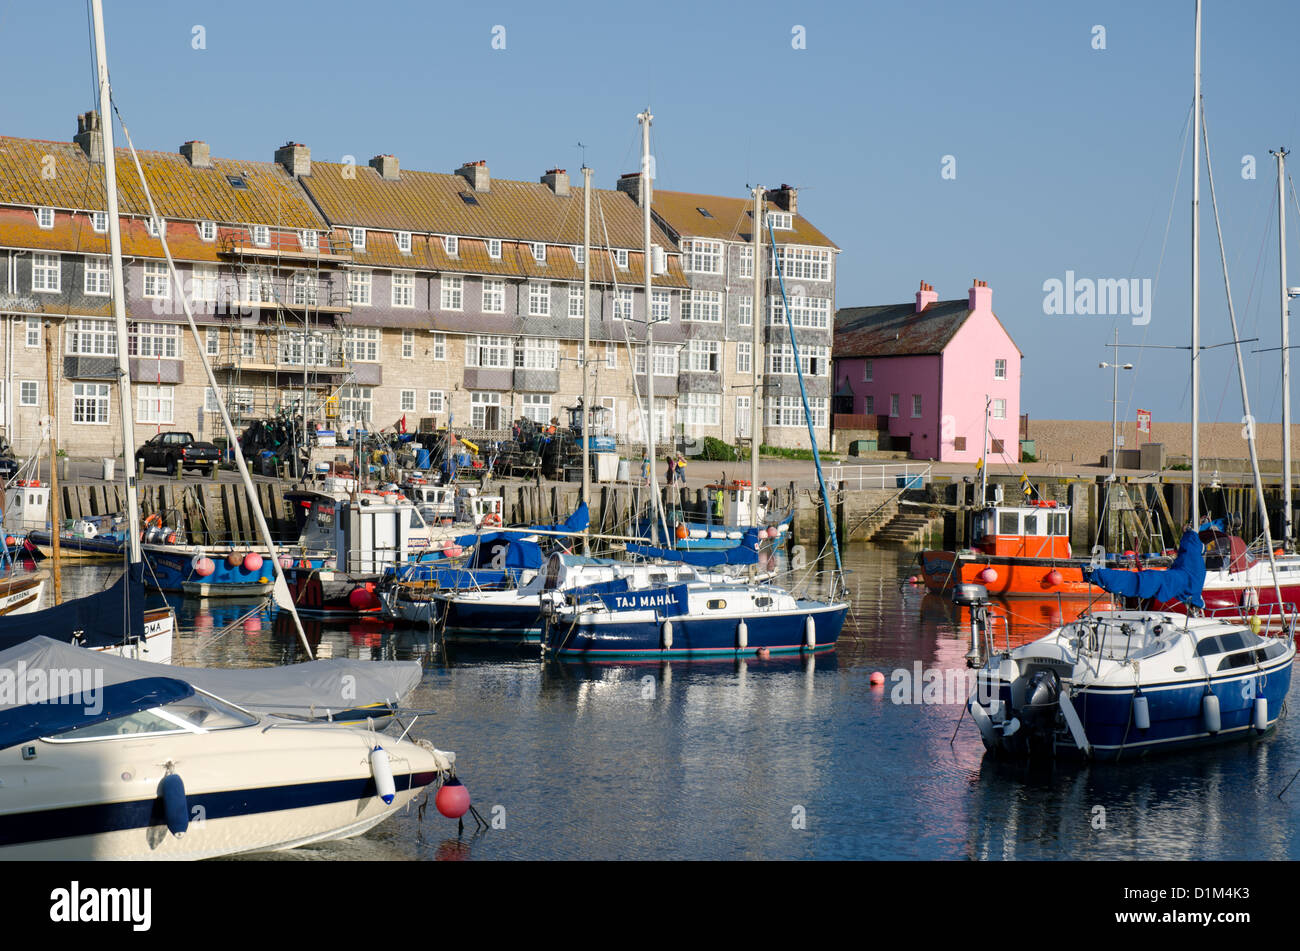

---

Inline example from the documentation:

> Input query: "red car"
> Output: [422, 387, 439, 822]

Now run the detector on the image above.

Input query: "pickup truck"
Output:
[136, 432, 221, 474]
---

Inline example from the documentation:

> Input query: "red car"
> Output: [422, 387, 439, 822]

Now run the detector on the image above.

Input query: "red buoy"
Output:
[978, 567, 998, 584]
[243, 552, 264, 572]
[4, 536, 14, 547]
[193, 556, 216, 578]
[870, 671, 886, 686]
[675, 523, 688, 540]
[348, 587, 378, 611]
[1046, 569, 1063, 586]
[435, 776, 471, 819]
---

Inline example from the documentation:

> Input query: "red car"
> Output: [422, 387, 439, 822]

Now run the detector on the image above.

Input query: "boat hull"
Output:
[919, 549, 1100, 598]
[142, 548, 273, 597]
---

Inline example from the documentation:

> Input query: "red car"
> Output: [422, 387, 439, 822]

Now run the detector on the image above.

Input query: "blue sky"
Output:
[3, 0, 1299, 427]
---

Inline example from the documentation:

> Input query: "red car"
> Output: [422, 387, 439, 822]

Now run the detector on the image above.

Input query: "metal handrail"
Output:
[824, 462, 932, 492]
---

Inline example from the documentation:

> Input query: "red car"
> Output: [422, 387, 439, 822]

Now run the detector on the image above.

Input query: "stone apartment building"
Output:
[0, 111, 839, 458]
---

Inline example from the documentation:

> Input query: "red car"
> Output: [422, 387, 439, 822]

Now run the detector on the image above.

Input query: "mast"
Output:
[749, 186, 764, 525]
[980, 395, 990, 505]
[1191, 0, 1202, 530]
[44, 324, 61, 604]
[90, 0, 142, 564]
[638, 109, 660, 545]
[1275, 147, 1292, 549]
[581, 165, 592, 554]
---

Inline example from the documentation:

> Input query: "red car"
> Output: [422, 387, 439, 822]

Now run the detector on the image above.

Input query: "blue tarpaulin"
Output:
[626, 527, 764, 567]
[1087, 530, 1206, 609]
[0, 562, 148, 652]
[0, 676, 194, 751]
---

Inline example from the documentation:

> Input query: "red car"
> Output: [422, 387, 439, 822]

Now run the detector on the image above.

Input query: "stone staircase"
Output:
[870, 511, 941, 545]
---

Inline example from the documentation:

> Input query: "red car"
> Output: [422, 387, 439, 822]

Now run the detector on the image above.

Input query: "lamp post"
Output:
[1100, 328, 1133, 481]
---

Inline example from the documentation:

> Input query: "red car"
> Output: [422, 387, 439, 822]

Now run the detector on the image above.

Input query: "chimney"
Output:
[274, 142, 311, 178]
[456, 160, 490, 192]
[915, 281, 938, 313]
[74, 111, 103, 162]
[765, 183, 797, 215]
[969, 279, 992, 312]
[617, 171, 652, 208]
[541, 168, 569, 197]
[369, 154, 399, 181]
[180, 140, 211, 168]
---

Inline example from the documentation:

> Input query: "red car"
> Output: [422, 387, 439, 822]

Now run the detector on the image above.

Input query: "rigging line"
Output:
[1203, 108, 1286, 608]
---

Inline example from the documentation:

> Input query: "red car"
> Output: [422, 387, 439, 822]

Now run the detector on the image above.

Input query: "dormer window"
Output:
[146, 216, 166, 238]
[351, 227, 366, 251]
[488, 238, 501, 259]
[36, 207, 54, 229]
[397, 231, 412, 253]
[574, 245, 585, 265]
[532, 243, 546, 264]
[766, 211, 793, 231]
[615, 249, 629, 269]
[251, 225, 270, 247]
[199, 220, 216, 241]
[443, 235, 458, 256]
[299, 230, 318, 250]
[92, 212, 108, 234]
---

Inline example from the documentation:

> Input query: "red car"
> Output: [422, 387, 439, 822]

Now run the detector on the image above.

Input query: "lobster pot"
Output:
[1202, 693, 1221, 734]
[1254, 697, 1269, 732]
[1133, 694, 1150, 731]
[804, 615, 816, 651]
[661, 620, 674, 650]
[737, 619, 748, 650]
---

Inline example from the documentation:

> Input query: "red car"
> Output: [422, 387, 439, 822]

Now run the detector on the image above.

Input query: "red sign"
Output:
[1137, 409, 1152, 437]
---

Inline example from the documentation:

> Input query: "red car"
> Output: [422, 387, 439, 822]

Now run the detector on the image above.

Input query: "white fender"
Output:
[1057, 690, 1091, 756]
[661, 620, 673, 650]
[1253, 696, 1269, 733]
[737, 619, 748, 650]
[370, 745, 396, 804]
[804, 614, 816, 651]
[1133, 694, 1151, 731]
[1202, 693, 1221, 735]
[968, 700, 999, 751]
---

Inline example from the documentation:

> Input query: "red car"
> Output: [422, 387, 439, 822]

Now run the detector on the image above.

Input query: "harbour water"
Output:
[59, 546, 1300, 861]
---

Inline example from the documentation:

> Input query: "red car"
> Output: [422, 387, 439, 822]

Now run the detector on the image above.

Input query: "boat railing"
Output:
[824, 463, 931, 492]
[1202, 600, 1299, 636]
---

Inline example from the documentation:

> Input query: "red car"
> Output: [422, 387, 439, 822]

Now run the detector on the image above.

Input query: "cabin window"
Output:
[707, 599, 727, 610]
[998, 511, 1019, 534]
[649, 572, 668, 583]
[1022, 513, 1039, 535]
[1050, 513, 1069, 535]
[755, 596, 773, 608]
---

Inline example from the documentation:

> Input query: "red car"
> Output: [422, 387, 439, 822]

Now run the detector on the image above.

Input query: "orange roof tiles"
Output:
[651, 189, 838, 249]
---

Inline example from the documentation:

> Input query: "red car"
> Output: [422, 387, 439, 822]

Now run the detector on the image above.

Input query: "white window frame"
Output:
[401, 329, 414, 358]
[146, 216, 166, 238]
[143, 261, 170, 300]
[682, 239, 722, 274]
[348, 270, 372, 306]
[84, 256, 111, 296]
[520, 393, 552, 425]
[687, 339, 721, 373]
[400, 389, 416, 412]
[574, 245, 585, 265]
[467, 335, 510, 369]
[440, 275, 463, 311]
[136, 383, 175, 424]
[396, 231, 412, 253]
[863, 359, 873, 382]
[605, 341, 617, 369]
[613, 288, 634, 320]
[532, 243, 547, 264]
[470, 391, 502, 429]
[528, 281, 551, 317]
[128, 322, 181, 360]
[24, 318, 40, 349]
[738, 245, 753, 279]
[298, 229, 317, 250]
[92, 211, 108, 234]
[19, 380, 37, 407]
[350, 227, 366, 250]
[766, 211, 793, 231]
[912, 394, 923, 418]
[432, 332, 446, 361]
[427, 389, 446, 414]
[992, 398, 1007, 420]
[568, 285, 584, 319]
[199, 220, 216, 241]
[392, 271, 415, 308]
[615, 248, 629, 269]
[72, 383, 111, 425]
[342, 327, 381, 363]
[36, 207, 54, 229]
[67, 319, 116, 357]
[31, 254, 60, 293]
[191, 264, 219, 303]
[738, 296, 752, 326]
[482, 279, 505, 314]
[488, 238, 501, 259]
[205, 328, 220, 356]
[651, 290, 670, 321]
[737, 341, 752, 375]
[994, 358, 1007, 380]
[682, 289, 721, 323]
[515, 337, 558, 371]
[443, 235, 457, 256]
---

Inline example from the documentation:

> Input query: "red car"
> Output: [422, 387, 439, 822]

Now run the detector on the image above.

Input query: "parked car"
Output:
[136, 432, 221, 473]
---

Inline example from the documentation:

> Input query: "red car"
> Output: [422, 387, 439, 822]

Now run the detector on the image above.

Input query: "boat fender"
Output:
[1248, 615, 1263, 636]
[804, 615, 816, 651]
[1254, 696, 1269, 733]
[968, 700, 999, 751]
[737, 619, 748, 650]
[1202, 693, 1221, 735]
[662, 620, 674, 650]
[370, 745, 396, 805]
[158, 771, 189, 837]
[1133, 694, 1151, 731]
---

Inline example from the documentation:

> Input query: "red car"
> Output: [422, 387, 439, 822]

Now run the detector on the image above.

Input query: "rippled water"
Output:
[52, 548, 1300, 860]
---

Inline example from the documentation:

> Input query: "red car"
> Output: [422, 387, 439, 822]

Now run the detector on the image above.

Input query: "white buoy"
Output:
[1202, 693, 1221, 734]
[370, 745, 396, 804]
[661, 620, 674, 650]
[804, 615, 816, 651]
[1254, 697, 1269, 732]
[1133, 694, 1151, 730]
[737, 619, 748, 650]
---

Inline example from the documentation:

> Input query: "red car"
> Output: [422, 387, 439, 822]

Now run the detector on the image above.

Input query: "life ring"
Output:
[144, 514, 163, 528]
[483, 513, 502, 527]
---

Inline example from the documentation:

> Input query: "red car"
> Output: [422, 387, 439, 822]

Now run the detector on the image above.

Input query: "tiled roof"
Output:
[651, 190, 838, 249]
[335, 228, 687, 288]
[0, 206, 238, 262]
[303, 163, 676, 250]
[834, 299, 976, 357]
[0, 136, 325, 228]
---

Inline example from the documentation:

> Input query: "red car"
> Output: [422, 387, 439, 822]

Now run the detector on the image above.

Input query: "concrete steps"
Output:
[871, 512, 940, 545]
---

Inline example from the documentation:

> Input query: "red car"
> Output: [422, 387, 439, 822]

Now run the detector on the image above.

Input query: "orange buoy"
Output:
[1046, 569, 1063, 586]
[675, 523, 688, 540]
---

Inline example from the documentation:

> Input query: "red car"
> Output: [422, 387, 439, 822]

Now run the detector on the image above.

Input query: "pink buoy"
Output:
[349, 587, 378, 611]
[978, 566, 998, 584]
[278, 555, 294, 569]
[1046, 569, 1063, 586]
[446, 545, 463, 558]
[193, 556, 216, 578]
[243, 552, 264, 572]
[226, 551, 243, 568]
[908, 575, 921, 584]
[242, 616, 262, 633]
[435, 777, 471, 819]
[870, 671, 886, 686]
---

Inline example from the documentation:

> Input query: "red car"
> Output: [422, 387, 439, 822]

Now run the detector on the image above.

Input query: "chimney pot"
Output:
[369, 154, 400, 180]
[275, 141, 311, 178]
[541, 168, 570, 196]
[764, 184, 797, 215]
[915, 281, 938, 313]
[180, 140, 211, 168]
[617, 171, 651, 208]
[456, 161, 491, 192]
[74, 110, 104, 162]
[969, 280, 993, 311]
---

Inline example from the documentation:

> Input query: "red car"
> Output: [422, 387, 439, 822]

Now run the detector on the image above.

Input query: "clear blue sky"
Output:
[3, 0, 1299, 429]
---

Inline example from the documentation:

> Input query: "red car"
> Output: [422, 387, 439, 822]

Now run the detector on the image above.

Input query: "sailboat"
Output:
[965, 0, 1296, 760]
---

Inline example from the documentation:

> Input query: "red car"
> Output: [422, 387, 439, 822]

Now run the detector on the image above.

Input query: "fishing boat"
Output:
[0, 636, 455, 859]
[654, 479, 793, 551]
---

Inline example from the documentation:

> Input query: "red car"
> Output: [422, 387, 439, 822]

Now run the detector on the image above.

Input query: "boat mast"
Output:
[980, 394, 990, 505]
[638, 109, 661, 545]
[1191, 0, 1202, 531]
[90, 0, 141, 565]
[581, 164, 592, 554]
[1274, 146, 1292, 549]
[750, 186, 764, 525]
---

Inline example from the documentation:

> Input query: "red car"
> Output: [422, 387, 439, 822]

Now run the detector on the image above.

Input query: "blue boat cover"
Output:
[528, 502, 589, 535]
[566, 578, 633, 603]
[0, 675, 194, 750]
[626, 527, 764, 567]
[1087, 530, 1206, 609]
[0, 561, 148, 651]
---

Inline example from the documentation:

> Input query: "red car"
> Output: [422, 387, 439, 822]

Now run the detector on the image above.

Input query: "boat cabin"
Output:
[454, 489, 504, 527]
[970, 501, 1071, 559]
[403, 482, 456, 521]
[703, 480, 772, 526]
[3, 480, 50, 532]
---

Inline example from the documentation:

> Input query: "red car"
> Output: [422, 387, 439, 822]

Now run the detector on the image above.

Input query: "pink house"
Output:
[832, 280, 1022, 463]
